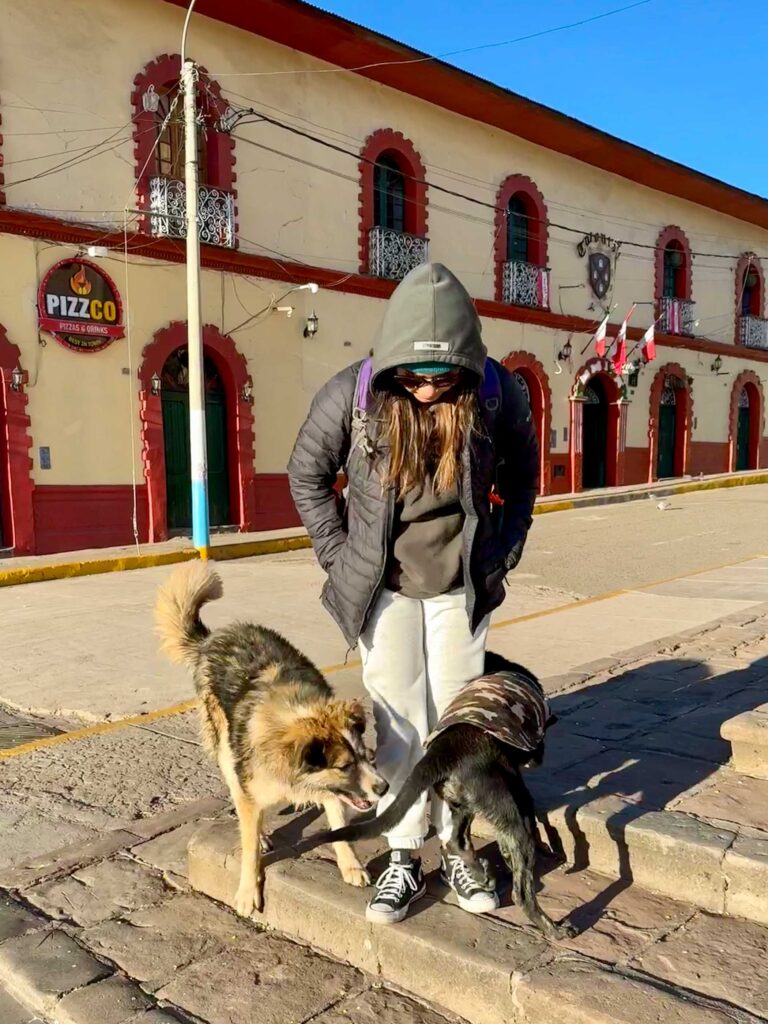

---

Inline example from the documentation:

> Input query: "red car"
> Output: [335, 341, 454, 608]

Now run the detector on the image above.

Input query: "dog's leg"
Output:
[322, 797, 370, 888]
[472, 769, 575, 941]
[232, 791, 264, 916]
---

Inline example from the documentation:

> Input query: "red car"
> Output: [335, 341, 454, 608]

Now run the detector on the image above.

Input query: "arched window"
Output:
[359, 129, 428, 279]
[132, 55, 237, 248]
[373, 154, 406, 233]
[735, 254, 766, 346]
[494, 175, 549, 308]
[506, 196, 530, 264]
[655, 227, 693, 335]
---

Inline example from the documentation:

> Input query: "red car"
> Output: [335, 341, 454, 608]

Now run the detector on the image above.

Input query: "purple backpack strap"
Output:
[354, 356, 374, 413]
[479, 358, 501, 415]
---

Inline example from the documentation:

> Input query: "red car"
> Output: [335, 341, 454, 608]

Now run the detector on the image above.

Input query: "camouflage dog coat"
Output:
[426, 670, 552, 756]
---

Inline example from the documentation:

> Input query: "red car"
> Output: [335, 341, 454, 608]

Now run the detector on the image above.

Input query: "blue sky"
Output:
[310, 1, 768, 198]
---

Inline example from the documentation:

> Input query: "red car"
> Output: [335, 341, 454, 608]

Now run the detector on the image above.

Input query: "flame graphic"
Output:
[70, 265, 92, 296]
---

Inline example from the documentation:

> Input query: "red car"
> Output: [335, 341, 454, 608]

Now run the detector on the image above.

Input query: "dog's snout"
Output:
[373, 777, 389, 797]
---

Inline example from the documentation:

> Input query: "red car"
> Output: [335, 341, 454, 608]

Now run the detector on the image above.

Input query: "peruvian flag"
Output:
[536, 268, 549, 309]
[610, 304, 636, 373]
[641, 321, 657, 362]
[593, 312, 611, 356]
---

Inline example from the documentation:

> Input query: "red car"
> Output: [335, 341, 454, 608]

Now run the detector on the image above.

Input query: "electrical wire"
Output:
[207, 0, 654, 77]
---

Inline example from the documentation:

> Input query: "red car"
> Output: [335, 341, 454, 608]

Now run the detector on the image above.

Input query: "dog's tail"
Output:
[308, 732, 461, 847]
[154, 560, 223, 667]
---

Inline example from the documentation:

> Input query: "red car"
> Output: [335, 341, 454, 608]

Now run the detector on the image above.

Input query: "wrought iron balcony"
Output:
[368, 225, 428, 280]
[148, 176, 235, 248]
[659, 296, 696, 336]
[502, 260, 550, 308]
[739, 314, 768, 349]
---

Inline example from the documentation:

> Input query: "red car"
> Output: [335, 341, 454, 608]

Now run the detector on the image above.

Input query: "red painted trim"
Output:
[654, 226, 692, 307]
[3, 207, 768, 366]
[648, 363, 693, 481]
[734, 254, 765, 343]
[33, 485, 149, 555]
[501, 351, 551, 494]
[728, 370, 764, 471]
[163, 0, 768, 232]
[0, 324, 34, 553]
[138, 321, 256, 542]
[494, 175, 548, 303]
[252, 473, 301, 529]
[131, 54, 238, 243]
[358, 129, 427, 274]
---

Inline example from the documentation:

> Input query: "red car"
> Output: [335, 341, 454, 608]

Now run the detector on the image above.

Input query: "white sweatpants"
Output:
[359, 588, 489, 850]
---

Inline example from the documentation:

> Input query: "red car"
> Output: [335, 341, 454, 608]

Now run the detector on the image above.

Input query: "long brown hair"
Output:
[374, 374, 481, 499]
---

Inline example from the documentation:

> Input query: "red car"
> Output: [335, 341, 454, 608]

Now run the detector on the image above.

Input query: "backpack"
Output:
[347, 357, 505, 506]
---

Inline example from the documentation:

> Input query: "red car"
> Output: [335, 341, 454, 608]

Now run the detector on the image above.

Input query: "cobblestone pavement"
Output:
[2, 606, 768, 1023]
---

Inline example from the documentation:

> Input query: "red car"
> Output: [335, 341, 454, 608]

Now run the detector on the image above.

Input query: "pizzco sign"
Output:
[37, 259, 125, 353]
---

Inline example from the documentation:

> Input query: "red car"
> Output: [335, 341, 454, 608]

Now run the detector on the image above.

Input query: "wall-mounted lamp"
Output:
[710, 355, 723, 374]
[241, 380, 254, 404]
[142, 85, 160, 113]
[303, 311, 319, 339]
[10, 367, 24, 392]
[557, 338, 572, 362]
[150, 372, 162, 396]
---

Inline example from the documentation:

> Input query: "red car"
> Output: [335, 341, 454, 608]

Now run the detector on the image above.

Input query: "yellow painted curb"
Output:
[0, 698, 200, 761]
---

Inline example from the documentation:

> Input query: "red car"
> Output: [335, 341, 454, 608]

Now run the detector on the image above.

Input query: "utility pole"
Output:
[181, 55, 210, 558]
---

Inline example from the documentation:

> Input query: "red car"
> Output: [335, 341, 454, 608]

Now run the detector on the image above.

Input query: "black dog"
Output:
[306, 653, 575, 940]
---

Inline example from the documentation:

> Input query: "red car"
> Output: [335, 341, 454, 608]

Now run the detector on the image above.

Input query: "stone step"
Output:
[721, 704, 768, 779]
[187, 818, 768, 1024]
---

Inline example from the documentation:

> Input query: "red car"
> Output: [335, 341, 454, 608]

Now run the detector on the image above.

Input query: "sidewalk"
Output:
[2, 566, 768, 1022]
[1, 468, 765, 588]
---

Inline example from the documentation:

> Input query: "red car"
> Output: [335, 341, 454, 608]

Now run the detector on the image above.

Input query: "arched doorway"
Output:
[160, 347, 230, 532]
[648, 364, 692, 482]
[502, 352, 552, 494]
[582, 379, 610, 489]
[139, 321, 256, 543]
[729, 372, 763, 472]
[735, 387, 751, 471]
[656, 378, 682, 478]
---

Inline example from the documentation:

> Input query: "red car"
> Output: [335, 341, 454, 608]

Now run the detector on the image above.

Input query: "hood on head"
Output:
[371, 262, 486, 389]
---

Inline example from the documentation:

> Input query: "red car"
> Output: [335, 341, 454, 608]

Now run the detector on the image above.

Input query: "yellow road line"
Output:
[2, 546, 765, 762]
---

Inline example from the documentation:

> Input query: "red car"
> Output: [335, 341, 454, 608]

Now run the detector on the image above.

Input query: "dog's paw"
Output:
[234, 883, 256, 918]
[260, 834, 273, 854]
[341, 863, 371, 888]
[550, 919, 577, 941]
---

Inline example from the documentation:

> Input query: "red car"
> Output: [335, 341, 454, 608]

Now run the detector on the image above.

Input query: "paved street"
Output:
[1, 485, 768, 1022]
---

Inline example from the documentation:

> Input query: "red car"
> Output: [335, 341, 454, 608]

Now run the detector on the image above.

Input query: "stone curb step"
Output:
[476, 790, 768, 927]
[187, 820, 764, 1024]
[722, 704, 768, 780]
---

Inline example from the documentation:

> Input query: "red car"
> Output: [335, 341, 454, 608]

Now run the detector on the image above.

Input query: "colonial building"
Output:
[0, 0, 765, 555]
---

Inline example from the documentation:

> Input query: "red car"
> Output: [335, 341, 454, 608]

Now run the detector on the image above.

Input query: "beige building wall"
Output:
[0, 0, 765, 497]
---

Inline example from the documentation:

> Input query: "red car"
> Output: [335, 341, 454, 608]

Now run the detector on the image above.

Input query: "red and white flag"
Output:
[593, 312, 611, 356]
[610, 304, 636, 373]
[641, 321, 656, 362]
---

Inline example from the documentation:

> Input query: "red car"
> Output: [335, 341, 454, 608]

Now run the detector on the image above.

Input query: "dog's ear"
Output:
[345, 699, 366, 735]
[298, 737, 327, 772]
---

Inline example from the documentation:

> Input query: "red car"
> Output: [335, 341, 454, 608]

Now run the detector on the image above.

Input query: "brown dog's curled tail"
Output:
[154, 560, 223, 667]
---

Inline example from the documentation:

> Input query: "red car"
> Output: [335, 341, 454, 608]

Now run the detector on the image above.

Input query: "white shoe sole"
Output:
[365, 884, 426, 925]
[455, 890, 500, 914]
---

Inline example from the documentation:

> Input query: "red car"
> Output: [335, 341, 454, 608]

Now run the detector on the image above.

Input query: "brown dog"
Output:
[155, 561, 388, 916]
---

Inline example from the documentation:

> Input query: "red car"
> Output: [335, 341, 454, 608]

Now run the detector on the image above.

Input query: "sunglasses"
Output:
[394, 369, 463, 391]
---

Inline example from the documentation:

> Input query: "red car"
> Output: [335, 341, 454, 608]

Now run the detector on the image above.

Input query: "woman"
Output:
[288, 262, 539, 924]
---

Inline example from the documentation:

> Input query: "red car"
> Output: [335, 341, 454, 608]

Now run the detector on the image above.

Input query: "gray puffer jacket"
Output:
[287, 263, 539, 647]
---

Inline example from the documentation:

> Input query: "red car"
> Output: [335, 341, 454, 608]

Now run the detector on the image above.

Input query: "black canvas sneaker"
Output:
[440, 850, 500, 914]
[366, 850, 427, 924]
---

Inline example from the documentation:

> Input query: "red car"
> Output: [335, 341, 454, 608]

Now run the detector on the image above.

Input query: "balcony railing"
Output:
[148, 176, 236, 248]
[739, 314, 768, 350]
[502, 260, 550, 308]
[659, 296, 696, 336]
[368, 225, 428, 280]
